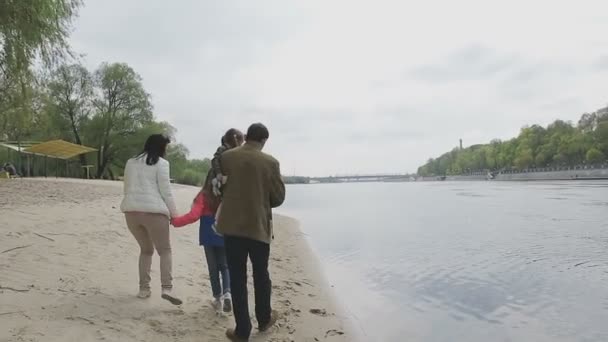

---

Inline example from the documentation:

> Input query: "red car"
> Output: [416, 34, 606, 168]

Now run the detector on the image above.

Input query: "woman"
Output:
[120, 134, 182, 305]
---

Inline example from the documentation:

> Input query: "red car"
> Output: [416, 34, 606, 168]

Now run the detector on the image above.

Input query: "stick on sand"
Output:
[1, 245, 32, 254]
[34, 233, 55, 242]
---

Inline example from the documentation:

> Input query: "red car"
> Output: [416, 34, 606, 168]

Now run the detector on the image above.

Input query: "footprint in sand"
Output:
[325, 329, 345, 337]
[309, 308, 328, 317]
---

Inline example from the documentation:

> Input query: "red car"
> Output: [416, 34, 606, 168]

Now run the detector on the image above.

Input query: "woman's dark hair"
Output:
[223, 128, 244, 149]
[246, 123, 269, 142]
[137, 134, 170, 165]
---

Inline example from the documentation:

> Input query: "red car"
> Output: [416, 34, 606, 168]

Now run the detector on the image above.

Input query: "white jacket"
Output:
[120, 155, 178, 218]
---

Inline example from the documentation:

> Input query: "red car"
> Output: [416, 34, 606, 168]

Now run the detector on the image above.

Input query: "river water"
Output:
[279, 181, 608, 342]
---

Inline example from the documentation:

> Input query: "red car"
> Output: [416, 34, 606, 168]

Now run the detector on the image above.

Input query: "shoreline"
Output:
[0, 178, 350, 342]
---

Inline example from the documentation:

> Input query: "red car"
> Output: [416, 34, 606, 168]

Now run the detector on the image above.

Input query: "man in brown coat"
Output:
[217, 123, 286, 341]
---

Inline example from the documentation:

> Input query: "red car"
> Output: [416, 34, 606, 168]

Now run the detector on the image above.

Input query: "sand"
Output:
[0, 178, 350, 342]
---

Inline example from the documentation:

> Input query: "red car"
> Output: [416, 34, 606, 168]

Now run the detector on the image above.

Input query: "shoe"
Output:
[223, 293, 232, 313]
[225, 328, 248, 342]
[212, 297, 222, 311]
[258, 310, 279, 332]
[137, 288, 151, 299]
[161, 288, 183, 305]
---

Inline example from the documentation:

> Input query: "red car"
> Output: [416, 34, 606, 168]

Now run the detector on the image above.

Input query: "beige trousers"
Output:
[125, 212, 172, 289]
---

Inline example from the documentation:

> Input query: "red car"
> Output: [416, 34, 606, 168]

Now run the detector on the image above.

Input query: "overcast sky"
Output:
[70, 0, 608, 176]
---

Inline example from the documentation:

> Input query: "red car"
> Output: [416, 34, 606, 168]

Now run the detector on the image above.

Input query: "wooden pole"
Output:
[44, 156, 47, 178]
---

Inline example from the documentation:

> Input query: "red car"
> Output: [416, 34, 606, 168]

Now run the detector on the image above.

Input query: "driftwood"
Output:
[1, 245, 32, 254]
[0, 286, 31, 293]
[34, 233, 55, 242]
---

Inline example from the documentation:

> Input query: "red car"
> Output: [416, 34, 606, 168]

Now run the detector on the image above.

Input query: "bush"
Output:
[177, 168, 203, 186]
[586, 148, 605, 164]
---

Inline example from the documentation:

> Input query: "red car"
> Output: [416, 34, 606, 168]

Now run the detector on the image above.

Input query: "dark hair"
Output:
[245, 123, 269, 143]
[223, 128, 244, 148]
[137, 134, 170, 165]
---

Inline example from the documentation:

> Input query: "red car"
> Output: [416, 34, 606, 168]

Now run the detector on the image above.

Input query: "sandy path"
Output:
[0, 179, 350, 342]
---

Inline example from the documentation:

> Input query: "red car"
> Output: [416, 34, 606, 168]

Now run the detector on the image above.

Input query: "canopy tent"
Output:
[0, 140, 97, 178]
[24, 140, 97, 159]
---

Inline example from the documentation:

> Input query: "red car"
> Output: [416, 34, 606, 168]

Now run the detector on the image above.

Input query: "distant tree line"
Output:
[283, 176, 310, 184]
[418, 107, 608, 176]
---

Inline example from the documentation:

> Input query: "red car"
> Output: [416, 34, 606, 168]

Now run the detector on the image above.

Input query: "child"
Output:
[211, 128, 245, 197]
[171, 191, 232, 312]
[209, 128, 244, 229]
[171, 128, 244, 312]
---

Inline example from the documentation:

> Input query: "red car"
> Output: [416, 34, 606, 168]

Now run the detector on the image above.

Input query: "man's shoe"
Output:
[161, 288, 183, 306]
[258, 310, 279, 332]
[225, 328, 248, 342]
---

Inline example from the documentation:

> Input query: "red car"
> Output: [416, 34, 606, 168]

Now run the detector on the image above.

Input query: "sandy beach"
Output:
[0, 178, 350, 342]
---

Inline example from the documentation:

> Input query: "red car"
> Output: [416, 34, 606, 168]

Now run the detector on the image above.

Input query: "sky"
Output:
[70, 0, 608, 176]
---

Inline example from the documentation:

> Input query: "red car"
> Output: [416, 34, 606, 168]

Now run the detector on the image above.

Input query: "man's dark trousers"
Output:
[224, 235, 272, 339]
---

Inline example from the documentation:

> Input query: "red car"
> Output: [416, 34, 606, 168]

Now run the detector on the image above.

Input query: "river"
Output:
[279, 181, 608, 342]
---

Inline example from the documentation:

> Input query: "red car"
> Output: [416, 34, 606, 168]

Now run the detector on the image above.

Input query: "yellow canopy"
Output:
[24, 140, 97, 160]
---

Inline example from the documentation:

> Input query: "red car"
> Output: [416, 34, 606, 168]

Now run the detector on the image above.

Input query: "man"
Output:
[217, 123, 286, 341]
[3, 163, 17, 177]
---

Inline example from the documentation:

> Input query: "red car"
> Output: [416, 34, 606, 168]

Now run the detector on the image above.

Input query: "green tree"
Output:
[586, 148, 606, 164]
[418, 107, 608, 175]
[514, 148, 534, 169]
[91, 63, 153, 178]
[45, 64, 93, 170]
[0, 0, 82, 80]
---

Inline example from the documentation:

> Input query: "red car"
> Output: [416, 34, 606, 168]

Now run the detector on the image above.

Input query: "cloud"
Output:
[69, 0, 608, 176]
[592, 56, 608, 71]
[407, 45, 517, 83]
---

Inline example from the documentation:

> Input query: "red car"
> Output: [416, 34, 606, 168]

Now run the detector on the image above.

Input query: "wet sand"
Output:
[0, 178, 350, 342]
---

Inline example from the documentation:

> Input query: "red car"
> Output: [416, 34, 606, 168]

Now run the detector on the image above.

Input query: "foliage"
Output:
[0, 0, 82, 80]
[418, 108, 608, 176]
[90, 62, 153, 177]
[0, 2, 208, 185]
[0, 62, 210, 185]
[586, 148, 605, 164]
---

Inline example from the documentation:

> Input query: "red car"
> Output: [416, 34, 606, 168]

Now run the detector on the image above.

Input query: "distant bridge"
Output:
[310, 173, 413, 183]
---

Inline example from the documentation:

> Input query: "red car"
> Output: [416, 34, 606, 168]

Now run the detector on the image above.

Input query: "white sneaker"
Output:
[137, 288, 151, 299]
[161, 288, 183, 306]
[212, 297, 223, 312]
[222, 293, 232, 313]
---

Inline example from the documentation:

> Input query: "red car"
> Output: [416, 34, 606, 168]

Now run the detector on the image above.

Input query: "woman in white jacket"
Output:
[120, 134, 182, 305]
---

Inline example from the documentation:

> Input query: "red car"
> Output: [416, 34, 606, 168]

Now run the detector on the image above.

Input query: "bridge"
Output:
[309, 173, 414, 183]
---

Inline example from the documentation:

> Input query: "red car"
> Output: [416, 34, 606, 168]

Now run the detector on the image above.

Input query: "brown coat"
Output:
[216, 142, 285, 244]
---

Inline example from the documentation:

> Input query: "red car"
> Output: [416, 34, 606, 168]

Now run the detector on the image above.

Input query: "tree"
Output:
[418, 105, 608, 175]
[0, 0, 82, 81]
[586, 148, 605, 164]
[596, 121, 608, 155]
[514, 148, 534, 169]
[45, 64, 93, 167]
[91, 63, 153, 178]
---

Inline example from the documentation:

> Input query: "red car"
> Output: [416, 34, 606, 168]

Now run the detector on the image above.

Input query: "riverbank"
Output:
[0, 178, 350, 342]
[416, 167, 608, 182]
